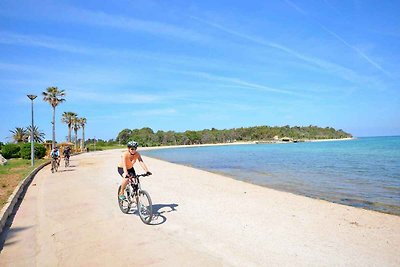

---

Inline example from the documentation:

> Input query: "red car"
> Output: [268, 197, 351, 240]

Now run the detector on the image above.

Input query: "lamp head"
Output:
[27, 94, 37, 100]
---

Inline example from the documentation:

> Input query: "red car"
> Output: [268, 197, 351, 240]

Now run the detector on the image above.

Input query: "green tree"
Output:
[9, 127, 27, 143]
[116, 129, 133, 144]
[61, 111, 77, 142]
[42, 86, 66, 149]
[26, 125, 46, 143]
[184, 130, 200, 144]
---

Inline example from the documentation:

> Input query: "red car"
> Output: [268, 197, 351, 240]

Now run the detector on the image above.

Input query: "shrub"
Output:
[1, 143, 21, 159]
[34, 143, 46, 159]
[20, 143, 47, 159]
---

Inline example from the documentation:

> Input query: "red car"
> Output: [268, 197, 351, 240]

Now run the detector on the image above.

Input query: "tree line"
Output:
[116, 125, 352, 147]
[8, 87, 88, 148]
[3, 86, 88, 159]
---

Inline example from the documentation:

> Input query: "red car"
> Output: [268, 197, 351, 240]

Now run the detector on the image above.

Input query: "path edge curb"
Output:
[0, 161, 50, 234]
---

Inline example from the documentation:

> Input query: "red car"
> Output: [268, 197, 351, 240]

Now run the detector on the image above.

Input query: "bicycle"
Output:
[118, 173, 153, 224]
[51, 157, 59, 173]
[64, 156, 70, 167]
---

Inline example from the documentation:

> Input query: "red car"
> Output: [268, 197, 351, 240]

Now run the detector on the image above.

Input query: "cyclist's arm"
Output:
[122, 152, 130, 178]
[137, 154, 150, 173]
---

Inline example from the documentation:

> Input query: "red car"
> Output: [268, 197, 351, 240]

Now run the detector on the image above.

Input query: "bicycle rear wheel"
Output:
[51, 160, 56, 173]
[118, 185, 130, 213]
[137, 190, 152, 224]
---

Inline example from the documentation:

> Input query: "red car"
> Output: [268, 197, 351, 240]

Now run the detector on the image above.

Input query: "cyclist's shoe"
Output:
[119, 195, 127, 201]
[146, 171, 152, 176]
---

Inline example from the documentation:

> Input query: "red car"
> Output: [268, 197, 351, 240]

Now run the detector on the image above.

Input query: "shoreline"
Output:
[138, 136, 400, 217]
[1, 149, 399, 266]
[142, 153, 400, 217]
[144, 153, 400, 265]
[139, 137, 356, 151]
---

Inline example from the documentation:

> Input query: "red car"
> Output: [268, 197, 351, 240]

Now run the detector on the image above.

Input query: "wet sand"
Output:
[0, 149, 399, 266]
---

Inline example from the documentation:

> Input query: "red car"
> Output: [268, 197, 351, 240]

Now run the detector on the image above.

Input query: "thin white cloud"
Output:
[0, 32, 89, 54]
[283, 0, 307, 15]
[58, 6, 209, 43]
[283, 0, 389, 75]
[190, 16, 385, 87]
[69, 90, 161, 104]
[134, 108, 177, 116]
[88, 108, 177, 122]
[0, 31, 231, 72]
[174, 70, 305, 96]
[317, 24, 390, 75]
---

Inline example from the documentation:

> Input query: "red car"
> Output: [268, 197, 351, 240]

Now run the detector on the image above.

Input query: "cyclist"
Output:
[117, 141, 151, 200]
[50, 147, 60, 171]
[63, 146, 71, 165]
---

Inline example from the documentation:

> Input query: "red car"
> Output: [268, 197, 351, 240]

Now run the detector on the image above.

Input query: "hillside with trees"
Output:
[115, 125, 352, 147]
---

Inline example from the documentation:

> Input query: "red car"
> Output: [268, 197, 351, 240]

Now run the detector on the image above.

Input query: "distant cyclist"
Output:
[50, 147, 60, 171]
[117, 141, 151, 200]
[63, 146, 71, 166]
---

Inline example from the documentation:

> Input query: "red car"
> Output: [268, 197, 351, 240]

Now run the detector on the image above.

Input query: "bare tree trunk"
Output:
[68, 124, 72, 143]
[81, 126, 85, 150]
[74, 129, 78, 149]
[52, 106, 56, 149]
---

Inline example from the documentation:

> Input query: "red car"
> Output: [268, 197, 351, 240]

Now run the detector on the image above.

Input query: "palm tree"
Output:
[26, 125, 45, 143]
[80, 117, 87, 150]
[9, 127, 27, 143]
[42, 86, 66, 149]
[72, 116, 81, 149]
[61, 111, 77, 142]
[26, 125, 46, 143]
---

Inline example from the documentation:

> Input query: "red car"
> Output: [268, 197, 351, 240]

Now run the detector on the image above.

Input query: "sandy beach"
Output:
[0, 148, 399, 266]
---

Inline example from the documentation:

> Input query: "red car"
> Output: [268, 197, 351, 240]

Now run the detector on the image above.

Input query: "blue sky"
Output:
[0, 0, 399, 143]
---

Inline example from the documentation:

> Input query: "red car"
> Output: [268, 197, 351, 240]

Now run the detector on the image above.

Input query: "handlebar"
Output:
[126, 172, 152, 179]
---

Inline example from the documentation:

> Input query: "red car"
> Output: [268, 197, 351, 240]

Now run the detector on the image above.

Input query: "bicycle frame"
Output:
[118, 173, 153, 224]
[125, 174, 146, 200]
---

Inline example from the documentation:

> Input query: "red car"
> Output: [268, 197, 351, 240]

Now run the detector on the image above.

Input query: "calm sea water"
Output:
[142, 136, 400, 215]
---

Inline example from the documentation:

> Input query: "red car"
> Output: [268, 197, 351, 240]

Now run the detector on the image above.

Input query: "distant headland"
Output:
[116, 125, 352, 147]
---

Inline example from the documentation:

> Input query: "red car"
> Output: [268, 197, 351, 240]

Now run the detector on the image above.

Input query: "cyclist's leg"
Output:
[120, 178, 129, 195]
[117, 167, 129, 196]
[51, 158, 56, 172]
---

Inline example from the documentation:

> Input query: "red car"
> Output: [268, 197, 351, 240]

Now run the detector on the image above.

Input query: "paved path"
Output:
[0, 149, 399, 266]
[0, 150, 221, 266]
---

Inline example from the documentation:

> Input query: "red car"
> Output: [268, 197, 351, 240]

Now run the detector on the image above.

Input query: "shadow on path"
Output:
[125, 203, 178, 225]
[149, 203, 179, 225]
[58, 169, 76, 173]
[0, 226, 34, 249]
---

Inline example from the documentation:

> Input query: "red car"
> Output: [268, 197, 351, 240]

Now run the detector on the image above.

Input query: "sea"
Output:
[142, 136, 400, 215]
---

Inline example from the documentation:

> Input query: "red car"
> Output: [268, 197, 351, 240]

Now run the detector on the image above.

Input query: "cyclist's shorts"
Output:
[117, 167, 136, 178]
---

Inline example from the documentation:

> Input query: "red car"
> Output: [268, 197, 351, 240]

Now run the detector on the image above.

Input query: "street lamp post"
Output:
[27, 94, 37, 166]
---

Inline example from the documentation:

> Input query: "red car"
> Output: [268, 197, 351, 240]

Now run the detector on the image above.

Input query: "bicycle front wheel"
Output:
[137, 190, 153, 224]
[51, 160, 56, 173]
[118, 185, 130, 214]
